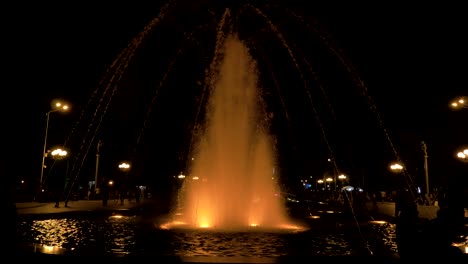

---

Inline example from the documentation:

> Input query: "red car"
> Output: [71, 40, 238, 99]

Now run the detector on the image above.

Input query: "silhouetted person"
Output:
[418, 207, 465, 259]
[394, 188, 420, 259]
[101, 178, 109, 206]
[135, 186, 141, 203]
[417, 181, 466, 260]
[49, 163, 66, 208]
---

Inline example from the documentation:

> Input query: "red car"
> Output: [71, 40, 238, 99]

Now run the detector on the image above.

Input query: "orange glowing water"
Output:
[166, 35, 300, 231]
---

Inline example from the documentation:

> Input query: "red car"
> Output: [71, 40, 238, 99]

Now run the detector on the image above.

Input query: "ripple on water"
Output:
[16, 214, 398, 257]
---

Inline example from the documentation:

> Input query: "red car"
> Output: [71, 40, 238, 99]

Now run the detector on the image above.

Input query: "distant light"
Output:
[449, 96, 467, 110]
[456, 148, 468, 161]
[110, 215, 123, 219]
[118, 162, 130, 169]
[369, 220, 387, 224]
[390, 162, 403, 172]
[51, 148, 67, 158]
[52, 100, 70, 112]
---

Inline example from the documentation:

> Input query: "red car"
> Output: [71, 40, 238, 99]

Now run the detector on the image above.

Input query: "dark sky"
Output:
[4, 1, 468, 195]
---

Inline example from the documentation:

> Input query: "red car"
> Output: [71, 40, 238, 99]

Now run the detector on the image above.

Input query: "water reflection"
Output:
[17, 214, 137, 255]
[16, 213, 399, 257]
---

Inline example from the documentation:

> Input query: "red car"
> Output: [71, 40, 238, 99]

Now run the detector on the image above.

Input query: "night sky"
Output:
[4, 1, 467, 198]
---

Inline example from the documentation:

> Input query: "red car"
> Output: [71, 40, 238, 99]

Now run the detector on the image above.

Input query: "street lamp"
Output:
[449, 96, 468, 110]
[117, 162, 130, 205]
[118, 162, 131, 171]
[325, 177, 333, 189]
[456, 148, 468, 162]
[50, 148, 68, 159]
[338, 174, 347, 180]
[389, 162, 404, 173]
[177, 172, 186, 179]
[39, 101, 70, 190]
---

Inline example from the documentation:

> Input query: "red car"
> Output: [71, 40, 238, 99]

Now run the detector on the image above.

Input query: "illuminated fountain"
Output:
[163, 35, 300, 231]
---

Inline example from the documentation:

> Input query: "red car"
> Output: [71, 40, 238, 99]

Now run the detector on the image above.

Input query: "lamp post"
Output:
[39, 101, 70, 192]
[338, 174, 347, 188]
[317, 179, 324, 191]
[421, 141, 430, 196]
[118, 162, 130, 205]
[94, 140, 103, 197]
[325, 177, 333, 189]
[50, 148, 68, 207]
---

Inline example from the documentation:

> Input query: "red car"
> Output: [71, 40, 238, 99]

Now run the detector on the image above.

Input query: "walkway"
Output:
[15, 198, 155, 215]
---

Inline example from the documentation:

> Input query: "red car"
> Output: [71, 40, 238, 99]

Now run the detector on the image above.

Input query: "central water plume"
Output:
[170, 35, 295, 230]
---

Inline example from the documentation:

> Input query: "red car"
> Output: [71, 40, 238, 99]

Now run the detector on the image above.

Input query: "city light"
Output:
[456, 148, 468, 162]
[50, 148, 68, 158]
[449, 96, 467, 110]
[118, 162, 131, 170]
[39, 100, 70, 192]
[389, 162, 404, 172]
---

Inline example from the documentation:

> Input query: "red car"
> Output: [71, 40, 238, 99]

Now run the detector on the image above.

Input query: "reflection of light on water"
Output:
[451, 242, 468, 254]
[43, 245, 55, 252]
[451, 234, 468, 254]
[369, 220, 388, 224]
[19, 216, 137, 255]
[160, 221, 187, 230]
[110, 215, 124, 219]
[161, 212, 307, 231]
[277, 224, 308, 232]
[42, 245, 68, 254]
[17, 214, 399, 257]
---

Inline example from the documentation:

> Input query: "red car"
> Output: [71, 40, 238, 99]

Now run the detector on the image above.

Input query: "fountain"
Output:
[165, 34, 299, 231]
[15, 3, 410, 259]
